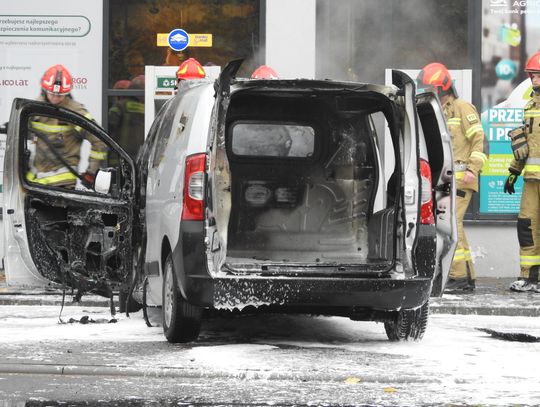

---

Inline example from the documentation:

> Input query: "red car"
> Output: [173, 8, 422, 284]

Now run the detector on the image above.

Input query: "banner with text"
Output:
[0, 2, 103, 124]
[481, 0, 540, 214]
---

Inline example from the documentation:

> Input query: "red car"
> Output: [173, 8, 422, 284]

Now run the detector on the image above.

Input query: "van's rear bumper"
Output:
[174, 221, 432, 312]
[188, 274, 432, 311]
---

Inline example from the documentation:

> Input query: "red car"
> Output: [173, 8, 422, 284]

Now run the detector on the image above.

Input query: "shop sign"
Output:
[157, 33, 213, 47]
[156, 76, 176, 89]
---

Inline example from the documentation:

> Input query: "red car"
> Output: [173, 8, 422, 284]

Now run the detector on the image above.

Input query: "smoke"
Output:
[316, 0, 468, 84]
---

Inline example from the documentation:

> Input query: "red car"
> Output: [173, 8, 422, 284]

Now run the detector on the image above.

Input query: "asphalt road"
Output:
[1, 305, 539, 406]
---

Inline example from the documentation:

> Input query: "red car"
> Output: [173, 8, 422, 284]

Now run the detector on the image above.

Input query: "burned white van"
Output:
[2, 61, 457, 343]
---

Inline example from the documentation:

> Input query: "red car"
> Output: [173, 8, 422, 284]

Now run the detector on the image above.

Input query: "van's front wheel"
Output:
[162, 253, 202, 343]
[384, 301, 429, 341]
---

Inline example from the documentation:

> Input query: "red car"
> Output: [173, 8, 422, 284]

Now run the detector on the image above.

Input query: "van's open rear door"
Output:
[416, 93, 458, 296]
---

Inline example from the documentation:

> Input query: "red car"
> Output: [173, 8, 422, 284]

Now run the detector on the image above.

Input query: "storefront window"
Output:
[108, 0, 261, 88]
[316, 0, 469, 83]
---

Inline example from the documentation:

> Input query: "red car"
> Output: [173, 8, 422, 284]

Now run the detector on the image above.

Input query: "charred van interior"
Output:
[219, 85, 401, 274]
[23, 194, 133, 295]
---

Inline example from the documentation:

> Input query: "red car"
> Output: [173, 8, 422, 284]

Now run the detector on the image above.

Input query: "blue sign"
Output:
[495, 59, 517, 81]
[168, 28, 189, 51]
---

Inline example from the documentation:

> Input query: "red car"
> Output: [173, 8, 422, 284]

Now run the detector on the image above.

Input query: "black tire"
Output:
[162, 253, 202, 343]
[384, 301, 429, 341]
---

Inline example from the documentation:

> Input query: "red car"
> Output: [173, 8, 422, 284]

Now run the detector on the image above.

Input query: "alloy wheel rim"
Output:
[164, 263, 174, 328]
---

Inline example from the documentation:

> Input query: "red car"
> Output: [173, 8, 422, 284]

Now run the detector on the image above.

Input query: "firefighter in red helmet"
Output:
[27, 64, 107, 189]
[251, 65, 279, 79]
[417, 62, 487, 292]
[504, 51, 540, 292]
[109, 75, 145, 161]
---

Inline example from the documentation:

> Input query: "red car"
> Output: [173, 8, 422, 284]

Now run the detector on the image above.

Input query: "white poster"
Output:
[0, 1, 103, 124]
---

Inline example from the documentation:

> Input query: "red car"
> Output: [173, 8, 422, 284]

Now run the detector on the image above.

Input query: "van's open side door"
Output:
[392, 70, 421, 272]
[3, 98, 136, 297]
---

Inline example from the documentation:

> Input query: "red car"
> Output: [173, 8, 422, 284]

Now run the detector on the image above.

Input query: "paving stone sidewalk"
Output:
[1, 271, 539, 316]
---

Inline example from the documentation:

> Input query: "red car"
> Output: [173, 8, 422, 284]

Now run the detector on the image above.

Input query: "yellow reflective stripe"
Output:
[526, 158, 540, 164]
[89, 150, 107, 160]
[520, 256, 540, 266]
[524, 164, 540, 172]
[178, 65, 188, 75]
[73, 113, 94, 133]
[453, 248, 465, 261]
[470, 151, 488, 164]
[447, 118, 461, 125]
[455, 172, 465, 180]
[524, 110, 540, 118]
[126, 100, 145, 114]
[464, 250, 472, 261]
[30, 121, 72, 133]
[465, 124, 483, 138]
[27, 171, 77, 185]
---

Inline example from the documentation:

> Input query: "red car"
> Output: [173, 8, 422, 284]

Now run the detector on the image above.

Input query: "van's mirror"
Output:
[95, 168, 113, 194]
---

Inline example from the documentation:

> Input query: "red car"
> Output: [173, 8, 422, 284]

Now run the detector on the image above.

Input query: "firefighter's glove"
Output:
[504, 172, 519, 195]
[508, 126, 529, 161]
[81, 172, 95, 189]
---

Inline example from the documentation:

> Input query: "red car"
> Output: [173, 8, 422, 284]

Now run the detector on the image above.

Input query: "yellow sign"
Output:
[156, 33, 212, 47]
[189, 34, 212, 47]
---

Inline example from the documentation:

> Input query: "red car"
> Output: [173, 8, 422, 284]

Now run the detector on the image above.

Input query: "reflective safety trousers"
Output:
[450, 188, 475, 281]
[517, 181, 540, 282]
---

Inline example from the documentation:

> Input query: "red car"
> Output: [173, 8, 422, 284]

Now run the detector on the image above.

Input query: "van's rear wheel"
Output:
[162, 253, 202, 343]
[384, 301, 429, 341]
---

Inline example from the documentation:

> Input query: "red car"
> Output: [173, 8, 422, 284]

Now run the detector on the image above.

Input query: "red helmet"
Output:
[41, 64, 72, 95]
[525, 51, 540, 75]
[129, 75, 145, 90]
[417, 62, 456, 97]
[113, 79, 131, 90]
[251, 65, 279, 79]
[176, 58, 206, 80]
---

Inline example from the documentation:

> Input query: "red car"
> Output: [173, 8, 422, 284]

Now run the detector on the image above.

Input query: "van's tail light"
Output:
[420, 159, 435, 225]
[182, 153, 206, 221]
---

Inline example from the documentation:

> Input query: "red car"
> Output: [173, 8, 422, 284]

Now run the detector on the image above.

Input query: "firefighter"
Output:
[503, 51, 540, 292]
[251, 65, 279, 79]
[108, 75, 145, 161]
[27, 64, 107, 189]
[417, 63, 488, 292]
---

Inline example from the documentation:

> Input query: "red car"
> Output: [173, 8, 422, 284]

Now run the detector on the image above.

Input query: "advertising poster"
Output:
[481, 0, 540, 213]
[0, 1, 103, 124]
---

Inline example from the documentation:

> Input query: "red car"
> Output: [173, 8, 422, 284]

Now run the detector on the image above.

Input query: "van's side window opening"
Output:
[151, 96, 182, 168]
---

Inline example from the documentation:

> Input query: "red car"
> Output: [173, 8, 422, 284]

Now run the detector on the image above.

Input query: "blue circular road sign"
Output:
[168, 28, 189, 51]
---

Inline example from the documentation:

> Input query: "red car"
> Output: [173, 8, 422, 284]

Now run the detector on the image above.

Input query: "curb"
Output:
[0, 298, 109, 307]
[0, 362, 438, 383]
[430, 305, 540, 317]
